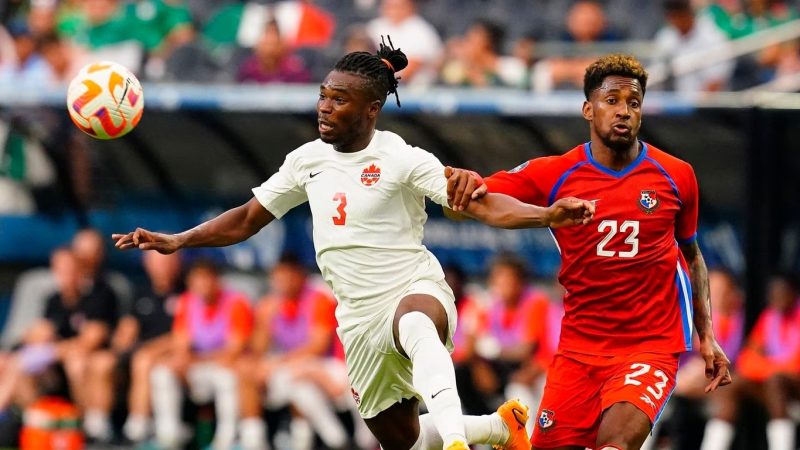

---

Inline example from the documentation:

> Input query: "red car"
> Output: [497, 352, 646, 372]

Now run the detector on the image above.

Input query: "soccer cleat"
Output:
[493, 398, 531, 450]
[445, 440, 470, 450]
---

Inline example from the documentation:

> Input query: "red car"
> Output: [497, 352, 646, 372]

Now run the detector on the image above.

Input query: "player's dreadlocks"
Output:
[334, 36, 409, 107]
[583, 54, 648, 100]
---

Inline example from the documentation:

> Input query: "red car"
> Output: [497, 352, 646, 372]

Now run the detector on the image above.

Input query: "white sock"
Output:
[700, 418, 735, 450]
[767, 418, 795, 450]
[83, 409, 112, 441]
[265, 368, 293, 409]
[239, 418, 269, 450]
[290, 381, 348, 448]
[211, 366, 239, 449]
[150, 364, 184, 448]
[419, 413, 508, 448]
[399, 312, 466, 447]
[290, 417, 315, 450]
[505, 382, 537, 434]
[123, 414, 151, 442]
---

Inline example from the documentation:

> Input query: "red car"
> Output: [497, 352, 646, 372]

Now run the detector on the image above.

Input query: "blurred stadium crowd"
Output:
[0, 0, 799, 91]
[0, 227, 798, 450]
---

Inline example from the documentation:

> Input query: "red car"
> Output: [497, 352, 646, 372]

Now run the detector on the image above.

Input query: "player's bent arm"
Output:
[680, 240, 713, 340]
[176, 197, 275, 249]
[459, 193, 552, 229]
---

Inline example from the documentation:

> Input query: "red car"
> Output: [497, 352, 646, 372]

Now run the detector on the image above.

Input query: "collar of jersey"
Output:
[583, 141, 648, 178]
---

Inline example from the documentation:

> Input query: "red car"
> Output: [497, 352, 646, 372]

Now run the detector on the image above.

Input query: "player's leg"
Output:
[287, 359, 349, 449]
[150, 362, 188, 448]
[82, 350, 118, 441]
[595, 353, 680, 450]
[208, 362, 239, 449]
[392, 292, 530, 450]
[699, 374, 742, 450]
[763, 374, 796, 450]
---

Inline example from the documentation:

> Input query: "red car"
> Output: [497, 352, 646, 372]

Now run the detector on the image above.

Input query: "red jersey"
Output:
[485, 142, 698, 356]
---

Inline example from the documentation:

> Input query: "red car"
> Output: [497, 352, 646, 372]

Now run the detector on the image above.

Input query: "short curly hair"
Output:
[583, 54, 648, 100]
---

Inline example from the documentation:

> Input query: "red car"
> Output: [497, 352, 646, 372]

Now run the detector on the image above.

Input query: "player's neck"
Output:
[334, 129, 375, 154]
[589, 140, 641, 172]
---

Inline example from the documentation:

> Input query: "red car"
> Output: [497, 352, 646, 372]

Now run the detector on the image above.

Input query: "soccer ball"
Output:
[66, 61, 144, 139]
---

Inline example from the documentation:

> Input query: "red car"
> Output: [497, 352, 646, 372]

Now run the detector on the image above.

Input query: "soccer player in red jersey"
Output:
[446, 54, 732, 450]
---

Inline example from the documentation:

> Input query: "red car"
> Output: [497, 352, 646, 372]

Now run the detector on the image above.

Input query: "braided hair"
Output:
[333, 36, 409, 107]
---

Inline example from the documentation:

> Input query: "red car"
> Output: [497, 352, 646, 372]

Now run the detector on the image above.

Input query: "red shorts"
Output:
[532, 350, 679, 449]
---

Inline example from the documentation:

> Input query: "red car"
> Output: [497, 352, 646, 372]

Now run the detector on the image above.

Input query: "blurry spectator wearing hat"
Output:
[81, 252, 182, 443]
[149, 259, 252, 450]
[651, 0, 734, 93]
[440, 19, 527, 89]
[237, 19, 311, 84]
[365, 0, 443, 86]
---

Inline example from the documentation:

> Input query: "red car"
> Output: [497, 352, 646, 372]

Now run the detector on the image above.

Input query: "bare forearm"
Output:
[682, 241, 713, 340]
[177, 198, 273, 248]
[462, 193, 550, 229]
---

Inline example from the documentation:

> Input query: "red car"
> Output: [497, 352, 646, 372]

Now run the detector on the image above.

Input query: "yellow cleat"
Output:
[493, 399, 531, 450]
[445, 440, 469, 450]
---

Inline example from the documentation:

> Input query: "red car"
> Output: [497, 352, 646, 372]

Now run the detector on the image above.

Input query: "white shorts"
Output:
[338, 278, 457, 419]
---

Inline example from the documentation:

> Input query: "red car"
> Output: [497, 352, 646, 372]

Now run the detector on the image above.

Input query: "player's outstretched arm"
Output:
[460, 193, 594, 229]
[681, 240, 733, 392]
[445, 166, 487, 211]
[112, 197, 274, 254]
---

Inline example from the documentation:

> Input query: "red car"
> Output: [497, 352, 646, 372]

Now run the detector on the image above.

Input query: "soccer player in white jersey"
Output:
[112, 38, 595, 450]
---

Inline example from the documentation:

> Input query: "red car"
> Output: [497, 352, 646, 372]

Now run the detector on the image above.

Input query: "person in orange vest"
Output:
[149, 259, 253, 450]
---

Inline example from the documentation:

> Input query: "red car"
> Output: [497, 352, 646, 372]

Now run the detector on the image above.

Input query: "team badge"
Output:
[538, 409, 555, 430]
[351, 387, 361, 406]
[361, 163, 381, 186]
[638, 190, 659, 214]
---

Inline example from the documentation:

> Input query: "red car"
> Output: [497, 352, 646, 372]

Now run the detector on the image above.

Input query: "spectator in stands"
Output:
[82, 252, 182, 443]
[561, 0, 622, 43]
[130, 0, 195, 80]
[731, 272, 800, 450]
[237, 253, 367, 450]
[37, 32, 84, 84]
[343, 24, 376, 54]
[709, 0, 799, 40]
[71, 228, 131, 309]
[0, 20, 51, 85]
[149, 259, 252, 450]
[365, 0, 443, 86]
[237, 19, 311, 84]
[530, 0, 619, 91]
[651, 0, 734, 93]
[462, 253, 547, 432]
[668, 267, 745, 450]
[58, 0, 144, 73]
[755, 37, 800, 89]
[439, 19, 527, 89]
[0, 248, 117, 412]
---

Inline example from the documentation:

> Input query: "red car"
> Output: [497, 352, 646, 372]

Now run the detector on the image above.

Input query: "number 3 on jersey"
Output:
[333, 192, 347, 225]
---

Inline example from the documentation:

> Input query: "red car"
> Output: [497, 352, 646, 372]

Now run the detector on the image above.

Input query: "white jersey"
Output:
[252, 130, 450, 330]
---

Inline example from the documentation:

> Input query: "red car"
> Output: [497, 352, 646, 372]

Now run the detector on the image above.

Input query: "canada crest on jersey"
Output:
[638, 190, 659, 214]
[361, 163, 381, 186]
[538, 409, 555, 430]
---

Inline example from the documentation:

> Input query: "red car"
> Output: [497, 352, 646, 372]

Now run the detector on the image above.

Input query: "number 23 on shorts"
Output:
[616, 360, 676, 417]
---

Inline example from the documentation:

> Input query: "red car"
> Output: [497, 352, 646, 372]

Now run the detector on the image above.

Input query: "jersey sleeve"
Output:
[484, 160, 548, 206]
[310, 291, 337, 333]
[171, 293, 190, 336]
[252, 153, 308, 219]
[405, 147, 449, 208]
[228, 297, 254, 343]
[675, 165, 699, 244]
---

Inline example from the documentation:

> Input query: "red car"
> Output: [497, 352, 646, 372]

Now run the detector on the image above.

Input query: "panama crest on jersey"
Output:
[361, 163, 381, 186]
[538, 409, 555, 430]
[638, 190, 659, 214]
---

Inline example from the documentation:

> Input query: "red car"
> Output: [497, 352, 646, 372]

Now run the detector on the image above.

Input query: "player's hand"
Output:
[699, 336, 732, 392]
[111, 228, 182, 254]
[445, 166, 487, 211]
[546, 197, 595, 228]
